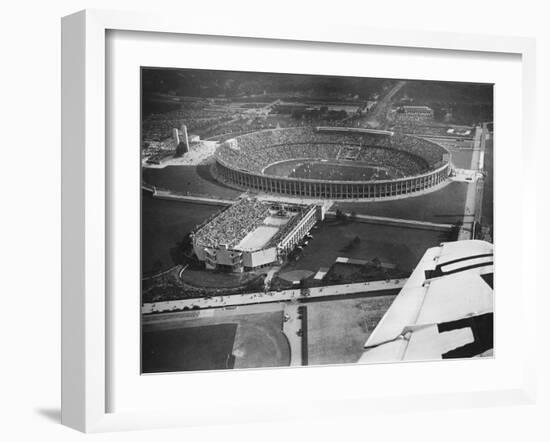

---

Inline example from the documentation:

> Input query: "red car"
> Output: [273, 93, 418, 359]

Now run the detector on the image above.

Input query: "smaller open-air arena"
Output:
[214, 126, 451, 200]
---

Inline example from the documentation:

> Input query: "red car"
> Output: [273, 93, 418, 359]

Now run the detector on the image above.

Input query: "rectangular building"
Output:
[396, 105, 434, 121]
[192, 198, 321, 272]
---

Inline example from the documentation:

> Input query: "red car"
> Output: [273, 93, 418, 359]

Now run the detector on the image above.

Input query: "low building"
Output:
[396, 105, 434, 121]
[191, 198, 322, 272]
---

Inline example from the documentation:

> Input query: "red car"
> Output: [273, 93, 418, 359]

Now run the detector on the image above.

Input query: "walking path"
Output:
[282, 303, 303, 367]
[365, 81, 406, 128]
[152, 189, 234, 206]
[458, 126, 485, 240]
[327, 211, 453, 231]
[473, 123, 489, 233]
[142, 278, 406, 314]
[143, 303, 283, 325]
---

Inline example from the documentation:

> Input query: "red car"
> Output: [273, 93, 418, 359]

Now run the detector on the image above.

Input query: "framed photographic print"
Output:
[61, 9, 537, 432]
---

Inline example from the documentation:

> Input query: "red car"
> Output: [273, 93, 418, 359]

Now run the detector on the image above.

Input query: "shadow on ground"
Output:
[34, 407, 61, 423]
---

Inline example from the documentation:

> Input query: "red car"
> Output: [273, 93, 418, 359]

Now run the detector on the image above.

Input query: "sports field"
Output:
[306, 294, 397, 365]
[142, 324, 238, 373]
[292, 161, 395, 180]
[142, 306, 290, 372]
[237, 225, 279, 250]
[264, 159, 397, 181]
[231, 309, 290, 369]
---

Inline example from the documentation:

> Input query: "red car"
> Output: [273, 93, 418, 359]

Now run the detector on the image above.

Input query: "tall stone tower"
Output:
[174, 123, 189, 157]
[172, 127, 180, 145]
[180, 123, 190, 154]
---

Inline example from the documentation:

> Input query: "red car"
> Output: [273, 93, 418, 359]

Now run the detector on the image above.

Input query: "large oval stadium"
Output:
[214, 127, 451, 200]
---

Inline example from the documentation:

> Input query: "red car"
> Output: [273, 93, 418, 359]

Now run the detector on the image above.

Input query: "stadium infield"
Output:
[237, 225, 279, 250]
[264, 159, 397, 181]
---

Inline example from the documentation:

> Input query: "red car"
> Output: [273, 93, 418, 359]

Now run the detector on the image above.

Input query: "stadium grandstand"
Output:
[191, 198, 322, 272]
[214, 127, 451, 200]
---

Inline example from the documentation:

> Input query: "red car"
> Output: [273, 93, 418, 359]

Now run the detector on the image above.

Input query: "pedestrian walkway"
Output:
[458, 125, 484, 240]
[282, 303, 302, 367]
[142, 278, 407, 314]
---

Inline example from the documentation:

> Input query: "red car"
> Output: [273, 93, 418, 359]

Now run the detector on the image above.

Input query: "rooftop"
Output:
[402, 105, 433, 112]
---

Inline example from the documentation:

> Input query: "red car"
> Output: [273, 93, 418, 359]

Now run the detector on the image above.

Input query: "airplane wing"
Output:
[359, 240, 494, 363]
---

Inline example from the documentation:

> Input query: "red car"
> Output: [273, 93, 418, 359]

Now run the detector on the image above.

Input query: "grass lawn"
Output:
[306, 295, 396, 366]
[231, 310, 290, 369]
[179, 268, 265, 290]
[143, 308, 290, 372]
[282, 219, 444, 275]
[142, 164, 241, 199]
[141, 194, 223, 274]
[142, 324, 238, 373]
[335, 181, 468, 224]
[448, 147, 474, 169]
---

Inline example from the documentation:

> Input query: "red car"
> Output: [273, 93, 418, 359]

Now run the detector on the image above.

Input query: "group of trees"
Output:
[290, 108, 349, 121]
[334, 209, 358, 223]
[341, 235, 361, 252]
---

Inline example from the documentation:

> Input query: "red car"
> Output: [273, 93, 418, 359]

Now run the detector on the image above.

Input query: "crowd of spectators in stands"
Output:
[390, 134, 447, 167]
[142, 101, 360, 146]
[193, 199, 271, 248]
[215, 127, 447, 179]
[142, 103, 235, 142]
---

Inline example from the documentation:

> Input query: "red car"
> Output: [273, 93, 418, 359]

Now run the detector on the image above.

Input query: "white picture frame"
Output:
[61, 9, 537, 433]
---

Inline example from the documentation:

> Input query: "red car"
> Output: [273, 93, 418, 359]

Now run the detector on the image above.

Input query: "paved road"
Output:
[282, 303, 303, 367]
[327, 210, 453, 231]
[152, 189, 234, 205]
[142, 278, 407, 314]
[473, 123, 489, 233]
[458, 126, 484, 240]
[365, 80, 406, 128]
[143, 303, 283, 325]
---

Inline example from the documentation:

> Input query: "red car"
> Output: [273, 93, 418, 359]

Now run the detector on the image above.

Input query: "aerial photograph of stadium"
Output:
[140, 68, 494, 373]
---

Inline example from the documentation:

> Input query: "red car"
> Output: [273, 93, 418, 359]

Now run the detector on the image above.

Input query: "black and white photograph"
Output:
[4, 0, 549, 438]
[140, 68, 494, 373]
